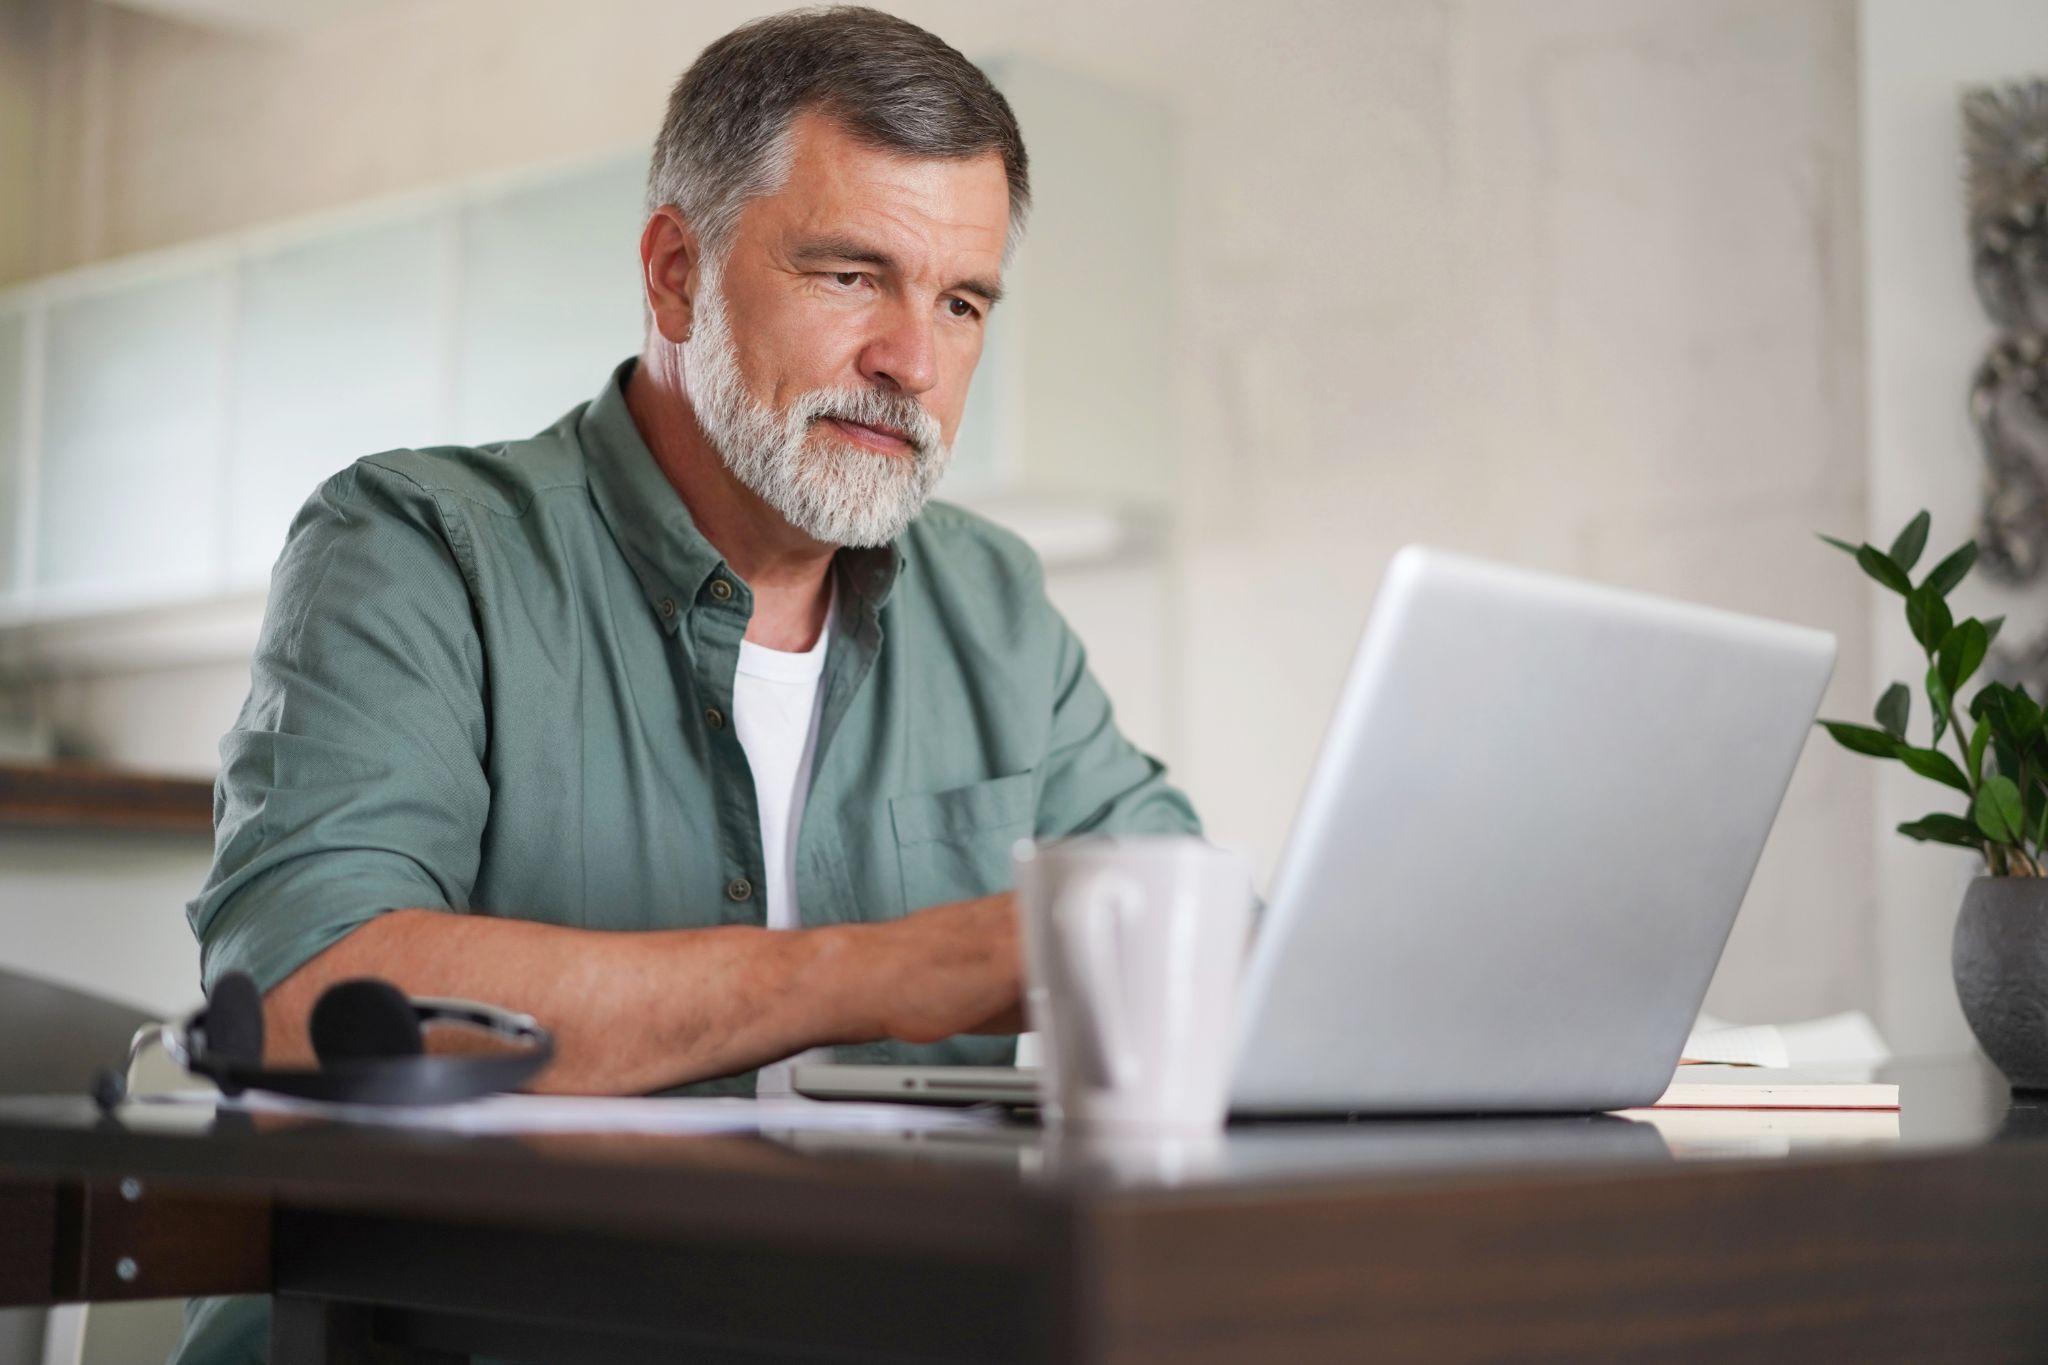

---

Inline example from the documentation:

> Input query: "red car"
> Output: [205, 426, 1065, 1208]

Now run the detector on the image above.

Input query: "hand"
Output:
[855, 892, 1022, 1045]
[965, 1003, 1027, 1035]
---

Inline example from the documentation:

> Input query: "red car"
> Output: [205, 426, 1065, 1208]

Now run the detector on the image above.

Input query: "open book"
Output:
[1648, 1011, 1898, 1111]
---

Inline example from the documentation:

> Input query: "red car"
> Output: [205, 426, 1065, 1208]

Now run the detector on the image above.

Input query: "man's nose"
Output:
[857, 297, 939, 397]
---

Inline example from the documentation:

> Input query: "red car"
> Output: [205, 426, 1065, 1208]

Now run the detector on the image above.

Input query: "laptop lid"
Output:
[1228, 547, 1836, 1114]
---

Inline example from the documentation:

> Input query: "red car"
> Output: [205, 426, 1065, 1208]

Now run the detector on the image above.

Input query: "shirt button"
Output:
[725, 877, 753, 902]
[658, 597, 677, 620]
[708, 577, 734, 602]
[704, 706, 725, 731]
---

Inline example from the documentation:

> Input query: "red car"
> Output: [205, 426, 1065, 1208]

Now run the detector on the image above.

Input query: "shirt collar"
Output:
[578, 357, 904, 633]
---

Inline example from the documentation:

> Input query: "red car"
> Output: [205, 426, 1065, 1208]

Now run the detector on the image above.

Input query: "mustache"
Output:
[794, 388, 943, 457]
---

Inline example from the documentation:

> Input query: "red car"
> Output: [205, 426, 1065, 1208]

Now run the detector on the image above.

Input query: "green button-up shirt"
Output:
[186, 357, 1200, 1095]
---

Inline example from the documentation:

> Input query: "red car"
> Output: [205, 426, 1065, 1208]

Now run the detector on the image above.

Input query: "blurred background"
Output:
[0, 0, 2043, 1111]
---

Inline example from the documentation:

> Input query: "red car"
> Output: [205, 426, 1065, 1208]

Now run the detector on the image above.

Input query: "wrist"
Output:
[807, 921, 895, 1045]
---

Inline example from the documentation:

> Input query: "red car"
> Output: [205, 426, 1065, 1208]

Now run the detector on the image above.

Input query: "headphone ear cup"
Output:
[310, 978, 425, 1067]
[203, 971, 266, 1071]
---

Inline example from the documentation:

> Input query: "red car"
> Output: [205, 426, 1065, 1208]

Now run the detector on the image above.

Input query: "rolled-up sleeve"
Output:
[186, 458, 491, 993]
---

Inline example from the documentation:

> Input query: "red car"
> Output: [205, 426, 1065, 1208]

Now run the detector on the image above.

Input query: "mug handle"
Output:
[1054, 871, 1146, 1090]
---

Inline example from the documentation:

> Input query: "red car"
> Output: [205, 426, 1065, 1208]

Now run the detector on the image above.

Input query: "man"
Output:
[176, 8, 1197, 1358]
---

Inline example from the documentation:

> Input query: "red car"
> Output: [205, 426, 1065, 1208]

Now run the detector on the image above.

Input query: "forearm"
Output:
[261, 893, 1019, 1094]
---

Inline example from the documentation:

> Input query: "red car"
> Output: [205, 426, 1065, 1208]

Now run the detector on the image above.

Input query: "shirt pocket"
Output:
[888, 770, 1038, 914]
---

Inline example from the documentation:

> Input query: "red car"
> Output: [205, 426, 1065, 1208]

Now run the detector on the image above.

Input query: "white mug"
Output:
[1013, 835, 1256, 1131]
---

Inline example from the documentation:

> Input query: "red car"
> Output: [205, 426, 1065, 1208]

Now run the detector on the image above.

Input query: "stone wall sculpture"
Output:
[1966, 80, 2048, 691]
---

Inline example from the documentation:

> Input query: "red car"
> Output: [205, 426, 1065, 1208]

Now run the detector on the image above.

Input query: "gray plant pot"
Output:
[1953, 875, 2048, 1091]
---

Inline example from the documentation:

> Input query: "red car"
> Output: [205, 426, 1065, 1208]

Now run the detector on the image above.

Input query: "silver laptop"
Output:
[795, 546, 1835, 1115]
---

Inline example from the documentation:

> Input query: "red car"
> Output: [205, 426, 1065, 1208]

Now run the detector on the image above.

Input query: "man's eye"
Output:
[947, 298, 980, 319]
[830, 271, 864, 288]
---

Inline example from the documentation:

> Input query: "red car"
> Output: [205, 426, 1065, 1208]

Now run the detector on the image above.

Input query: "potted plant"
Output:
[1818, 511, 2048, 1090]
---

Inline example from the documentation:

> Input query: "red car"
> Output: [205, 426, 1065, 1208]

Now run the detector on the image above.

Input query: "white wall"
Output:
[1157, 0, 1870, 1027]
[4, 0, 1875, 1030]
[1860, 0, 2048, 1054]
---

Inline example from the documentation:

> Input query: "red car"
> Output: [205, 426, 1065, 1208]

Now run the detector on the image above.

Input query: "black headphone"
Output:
[93, 970, 555, 1111]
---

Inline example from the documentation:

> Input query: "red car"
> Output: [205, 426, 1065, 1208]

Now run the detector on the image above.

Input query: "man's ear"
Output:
[641, 205, 704, 345]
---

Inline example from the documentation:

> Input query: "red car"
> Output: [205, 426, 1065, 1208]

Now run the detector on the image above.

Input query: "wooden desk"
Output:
[0, 1054, 2044, 1362]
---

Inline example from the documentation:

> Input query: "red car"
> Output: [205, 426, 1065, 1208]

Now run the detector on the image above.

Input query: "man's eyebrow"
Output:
[954, 274, 1005, 306]
[790, 233, 1004, 306]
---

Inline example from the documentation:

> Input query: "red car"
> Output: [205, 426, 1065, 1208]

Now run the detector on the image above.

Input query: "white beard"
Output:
[681, 263, 952, 548]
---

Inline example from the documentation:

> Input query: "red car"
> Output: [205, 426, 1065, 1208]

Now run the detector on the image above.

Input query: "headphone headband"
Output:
[94, 973, 554, 1112]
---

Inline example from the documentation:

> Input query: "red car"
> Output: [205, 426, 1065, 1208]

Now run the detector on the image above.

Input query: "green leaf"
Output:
[1985, 615, 2006, 647]
[1899, 745, 1971, 792]
[1874, 683, 1911, 740]
[1816, 532, 1860, 556]
[1819, 720, 1902, 758]
[1922, 541, 1979, 597]
[1928, 666, 1953, 746]
[1907, 587, 1953, 654]
[1972, 684, 2042, 762]
[1969, 718, 1991, 786]
[1889, 511, 1932, 572]
[1857, 544, 1914, 595]
[2006, 686, 2044, 744]
[1939, 619, 1990, 693]
[1975, 775, 2026, 843]
[1898, 813, 1984, 848]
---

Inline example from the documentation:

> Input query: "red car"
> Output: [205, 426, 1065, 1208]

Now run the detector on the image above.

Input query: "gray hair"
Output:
[647, 6, 1031, 264]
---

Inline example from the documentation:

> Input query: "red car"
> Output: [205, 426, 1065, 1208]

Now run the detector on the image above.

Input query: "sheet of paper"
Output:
[1679, 1010, 1891, 1068]
[1679, 1022, 1790, 1068]
[208, 1091, 1003, 1135]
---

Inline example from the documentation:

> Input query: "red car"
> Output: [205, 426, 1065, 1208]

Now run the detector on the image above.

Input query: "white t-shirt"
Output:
[733, 593, 834, 1097]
